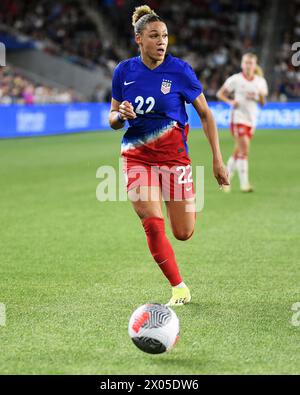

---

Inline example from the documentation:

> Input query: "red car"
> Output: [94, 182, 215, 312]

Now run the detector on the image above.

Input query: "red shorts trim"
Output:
[230, 123, 254, 139]
[122, 158, 195, 201]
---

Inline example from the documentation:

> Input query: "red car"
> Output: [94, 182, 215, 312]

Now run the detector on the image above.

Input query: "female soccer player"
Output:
[109, 5, 229, 306]
[217, 53, 268, 192]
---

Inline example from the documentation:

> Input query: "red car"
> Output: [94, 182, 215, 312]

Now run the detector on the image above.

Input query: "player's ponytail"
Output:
[132, 5, 164, 35]
[255, 64, 264, 78]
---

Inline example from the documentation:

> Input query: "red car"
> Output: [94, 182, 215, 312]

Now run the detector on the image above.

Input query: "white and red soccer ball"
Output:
[128, 303, 179, 354]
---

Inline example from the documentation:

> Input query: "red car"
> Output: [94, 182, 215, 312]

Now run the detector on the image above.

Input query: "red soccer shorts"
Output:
[230, 123, 254, 139]
[122, 158, 195, 201]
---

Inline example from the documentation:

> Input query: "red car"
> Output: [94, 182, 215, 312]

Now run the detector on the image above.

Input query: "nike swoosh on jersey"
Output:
[124, 81, 136, 86]
[185, 186, 193, 191]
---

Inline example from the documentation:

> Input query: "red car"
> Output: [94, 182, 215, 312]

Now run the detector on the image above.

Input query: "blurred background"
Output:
[0, 0, 299, 136]
[1, 0, 300, 102]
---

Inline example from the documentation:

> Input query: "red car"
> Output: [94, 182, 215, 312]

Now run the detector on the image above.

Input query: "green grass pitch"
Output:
[0, 129, 299, 374]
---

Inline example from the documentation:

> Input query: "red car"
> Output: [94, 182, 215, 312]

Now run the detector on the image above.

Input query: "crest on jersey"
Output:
[161, 79, 172, 95]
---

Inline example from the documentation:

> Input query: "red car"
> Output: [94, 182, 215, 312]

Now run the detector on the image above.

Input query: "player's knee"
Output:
[236, 150, 248, 159]
[173, 228, 194, 241]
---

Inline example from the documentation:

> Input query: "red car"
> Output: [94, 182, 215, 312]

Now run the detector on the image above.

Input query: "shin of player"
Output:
[142, 216, 184, 287]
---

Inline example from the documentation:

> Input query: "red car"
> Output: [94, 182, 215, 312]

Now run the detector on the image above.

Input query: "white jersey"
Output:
[223, 73, 268, 127]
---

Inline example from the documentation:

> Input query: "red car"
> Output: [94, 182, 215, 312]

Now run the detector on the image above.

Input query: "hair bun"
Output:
[132, 5, 157, 26]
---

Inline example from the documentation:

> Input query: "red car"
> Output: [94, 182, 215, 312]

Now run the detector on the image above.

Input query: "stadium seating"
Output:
[0, 64, 82, 104]
[0, 0, 103, 69]
[99, 0, 263, 100]
[0, 0, 298, 102]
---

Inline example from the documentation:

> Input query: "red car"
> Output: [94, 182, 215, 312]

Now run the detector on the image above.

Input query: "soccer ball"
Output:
[128, 303, 179, 354]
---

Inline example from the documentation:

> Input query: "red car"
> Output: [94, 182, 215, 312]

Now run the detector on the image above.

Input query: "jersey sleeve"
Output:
[260, 78, 268, 96]
[182, 63, 203, 104]
[111, 63, 123, 102]
[223, 75, 237, 94]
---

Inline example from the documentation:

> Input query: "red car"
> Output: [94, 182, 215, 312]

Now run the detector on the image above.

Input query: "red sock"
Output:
[142, 217, 182, 286]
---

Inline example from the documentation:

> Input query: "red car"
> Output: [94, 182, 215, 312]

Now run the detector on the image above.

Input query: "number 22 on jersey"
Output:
[134, 96, 155, 114]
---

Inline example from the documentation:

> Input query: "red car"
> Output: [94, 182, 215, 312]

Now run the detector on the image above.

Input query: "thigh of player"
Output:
[161, 164, 196, 241]
[129, 186, 164, 219]
[231, 123, 254, 140]
[123, 159, 163, 219]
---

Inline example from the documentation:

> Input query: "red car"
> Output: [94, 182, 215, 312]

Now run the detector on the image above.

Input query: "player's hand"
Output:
[230, 100, 239, 108]
[119, 101, 137, 120]
[213, 160, 230, 187]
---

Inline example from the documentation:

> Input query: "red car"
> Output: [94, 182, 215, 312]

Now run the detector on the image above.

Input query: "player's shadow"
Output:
[181, 300, 217, 314]
[151, 301, 208, 371]
[183, 301, 202, 310]
[152, 353, 208, 371]
[176, 300, 206, 315]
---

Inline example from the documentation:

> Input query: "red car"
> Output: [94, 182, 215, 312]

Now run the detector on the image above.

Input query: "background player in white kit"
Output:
[217, 53, 268, 192]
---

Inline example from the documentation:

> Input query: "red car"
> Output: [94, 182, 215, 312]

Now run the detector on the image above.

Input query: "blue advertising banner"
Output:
[0, 102, 299, 139]
[0, 103, 111, 138]
[187, 102, 300, 129]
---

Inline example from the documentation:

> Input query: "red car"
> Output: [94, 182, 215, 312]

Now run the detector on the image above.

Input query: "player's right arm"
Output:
[109, 99, 136, 130]
[109, 62, 136, 130]
[216, 85, 238, 107]
[216, 75, 238, 108]
[193, 93, 229, 186]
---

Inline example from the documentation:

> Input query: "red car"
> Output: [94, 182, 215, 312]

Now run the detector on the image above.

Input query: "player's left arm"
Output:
[257, 92, 267, 106]
[192, 93, 229, 186]
[257, 78, 269, 106]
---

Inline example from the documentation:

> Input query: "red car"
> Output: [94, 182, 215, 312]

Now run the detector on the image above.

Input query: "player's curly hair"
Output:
[132, 5, 164, 35]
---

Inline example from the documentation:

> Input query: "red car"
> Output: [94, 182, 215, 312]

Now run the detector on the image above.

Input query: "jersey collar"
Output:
[137, 53, 172, 72]
[241, 72, 255, 81]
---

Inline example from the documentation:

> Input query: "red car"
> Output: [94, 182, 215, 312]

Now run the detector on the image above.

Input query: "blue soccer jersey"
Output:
[111, 54, 202, 163]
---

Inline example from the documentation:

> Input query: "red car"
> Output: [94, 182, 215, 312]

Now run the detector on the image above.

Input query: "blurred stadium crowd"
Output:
[0, 0, 105, 69]
[272, 0, 300, 101]
[0, 65, 82, 104]
[0, 0, 299, 104]
[101, 0, 262, 100]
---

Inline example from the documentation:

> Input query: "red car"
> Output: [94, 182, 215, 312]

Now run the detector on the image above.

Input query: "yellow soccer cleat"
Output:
[166, 286, 191, 307]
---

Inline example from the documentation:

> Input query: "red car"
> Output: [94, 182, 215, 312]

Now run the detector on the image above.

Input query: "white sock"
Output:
[227, 156, 236, 180]
[236, 158, 249, 189]
[174, 282, 187, 289]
